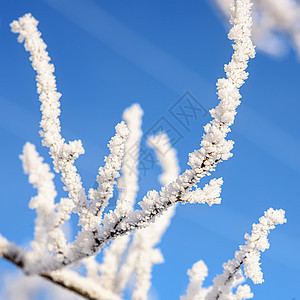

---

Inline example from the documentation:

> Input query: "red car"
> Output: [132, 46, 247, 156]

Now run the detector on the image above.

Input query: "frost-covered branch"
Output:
[88, 121, 130, 221]
[20, 142, 57, 254]
[0, 272, 82, 300]
[0, 234, 121, 300]
[213, 0, 300, 57]
[116, 133, 180, 298]
[10, 14, 88, 213]
[9, 12, 132, 275]
[181, 260, 209, 300]
[98, 103, 143, 291]
[0, 235, 24, 269]
[180, 208, 286, 300]
[83, 121, 130, 229]
[87, 0, 255, 260]
[1, 1, 286, 299]
[9, 0, 255, 273]
[181, 178, 223, 206]
[206, 208, 286, 299]
[20, 142, 70, 263]
[115, 104, 144, 216]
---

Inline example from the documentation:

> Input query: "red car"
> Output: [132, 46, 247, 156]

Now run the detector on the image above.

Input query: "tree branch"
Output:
[0, 235, 121, 300]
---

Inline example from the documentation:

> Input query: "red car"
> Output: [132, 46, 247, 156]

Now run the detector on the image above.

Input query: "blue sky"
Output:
[0, 0, 300, 299]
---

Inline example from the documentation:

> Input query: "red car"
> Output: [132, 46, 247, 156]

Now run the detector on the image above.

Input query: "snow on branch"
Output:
[115, 104, 143, 216]
[0, 235, 10, 261]
[213, 0, 300, 57]
[181, 260, 209, 300]
[0, 1, 287, 299]
[20, 142, 69, 263]
[8, 0, 256, 273]
[107, 0, 256, 244]
[85, 121, 130, 228]
[181, 208, 286, 300]
[96, 0, 256, 246]
[206, 208, 286, 299]
[181, 178, 223, 206]
[147, 133, 180, 185]
[0, 272, 82, 300]
[11, 13, 87, 213]
[10, 13, 131, 273]
[97, 103, 143, 291]
[116, 133, 180, 299]
[0, 235, 121, 300]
